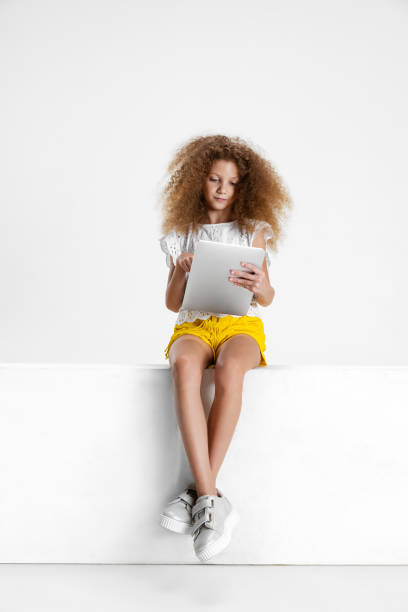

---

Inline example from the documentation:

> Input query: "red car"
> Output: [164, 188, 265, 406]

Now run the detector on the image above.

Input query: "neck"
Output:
[203, 213, 234, 224]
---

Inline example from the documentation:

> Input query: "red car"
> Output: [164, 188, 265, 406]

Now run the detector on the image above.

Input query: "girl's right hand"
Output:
[176, 252, 194, 273]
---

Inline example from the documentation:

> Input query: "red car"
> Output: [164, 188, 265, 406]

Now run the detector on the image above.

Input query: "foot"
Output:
[191, 488, 240, 561]
[159, 483, 198, 534]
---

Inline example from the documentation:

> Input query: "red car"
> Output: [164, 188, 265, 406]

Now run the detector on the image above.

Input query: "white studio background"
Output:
[0, 0, 407, 366]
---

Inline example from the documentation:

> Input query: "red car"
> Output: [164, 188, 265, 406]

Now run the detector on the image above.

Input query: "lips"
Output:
[215, 197, 226, 201]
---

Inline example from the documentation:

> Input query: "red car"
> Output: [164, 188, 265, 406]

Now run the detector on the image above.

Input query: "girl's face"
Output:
[203, 159, 240, 215]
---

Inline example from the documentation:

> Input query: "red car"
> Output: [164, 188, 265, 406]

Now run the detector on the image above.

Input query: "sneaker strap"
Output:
[192, 495, 215, 515]
[191, 507, 212, 537]
[177, 490, 196, 507]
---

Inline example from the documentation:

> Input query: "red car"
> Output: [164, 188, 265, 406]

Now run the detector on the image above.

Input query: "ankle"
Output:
[197, 487, 219, 497]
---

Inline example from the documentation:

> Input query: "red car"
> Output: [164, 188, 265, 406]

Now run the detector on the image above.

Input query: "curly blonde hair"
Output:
[158, 134, 293, 253]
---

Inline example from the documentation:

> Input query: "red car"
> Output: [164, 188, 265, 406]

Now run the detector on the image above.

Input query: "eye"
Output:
[209, 178, 238, 186]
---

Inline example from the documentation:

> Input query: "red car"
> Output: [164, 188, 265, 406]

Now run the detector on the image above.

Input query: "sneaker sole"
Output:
[194, 507, 240, 561]
[159, 513, 192, 535]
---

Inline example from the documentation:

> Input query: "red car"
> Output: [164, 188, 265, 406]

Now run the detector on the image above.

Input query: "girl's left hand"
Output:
[228, 262, 269, 301]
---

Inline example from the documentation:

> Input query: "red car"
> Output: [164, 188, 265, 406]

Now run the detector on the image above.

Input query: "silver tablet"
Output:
[181, 239, 266, 316]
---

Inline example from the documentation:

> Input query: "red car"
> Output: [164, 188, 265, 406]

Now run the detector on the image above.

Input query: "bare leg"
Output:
[168, 334, 217, 497]
[207, 334, 261, 481]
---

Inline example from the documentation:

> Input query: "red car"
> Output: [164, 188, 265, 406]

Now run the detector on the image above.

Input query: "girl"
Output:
[158, 134, 292, 562]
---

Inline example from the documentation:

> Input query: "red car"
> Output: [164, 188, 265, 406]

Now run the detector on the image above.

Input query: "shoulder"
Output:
[159, 227, 189, 268]
[248, 218, 274, 232]
[247, 219, 275, 266]
[159, 225, 190, 244]
[248, 219, 274, 240]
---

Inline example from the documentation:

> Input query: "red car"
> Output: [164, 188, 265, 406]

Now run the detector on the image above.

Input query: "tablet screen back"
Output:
[181, 240, 265, 315]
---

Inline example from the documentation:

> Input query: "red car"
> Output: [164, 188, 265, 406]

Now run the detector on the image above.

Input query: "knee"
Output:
[214, 359, 245, 389]
[170, 355, 203, 384]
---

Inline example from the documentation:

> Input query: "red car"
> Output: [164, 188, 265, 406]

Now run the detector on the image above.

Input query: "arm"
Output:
[249, 229, 275, 307]
[164, 257, 190, 312]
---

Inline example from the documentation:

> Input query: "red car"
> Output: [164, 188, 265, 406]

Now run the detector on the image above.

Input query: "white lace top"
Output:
[159, 218, 274, 325]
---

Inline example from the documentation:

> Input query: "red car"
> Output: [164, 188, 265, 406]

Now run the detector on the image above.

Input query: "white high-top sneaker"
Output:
[159, 483, 198, 534]
[191, 488, 240, 561]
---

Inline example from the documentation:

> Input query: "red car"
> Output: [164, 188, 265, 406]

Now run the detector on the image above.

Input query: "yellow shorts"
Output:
[164, 315, 267, 368]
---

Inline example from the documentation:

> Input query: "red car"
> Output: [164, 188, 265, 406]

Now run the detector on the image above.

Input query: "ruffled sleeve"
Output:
[159, 229, 183, 268]
[250, 220, 275, 267]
